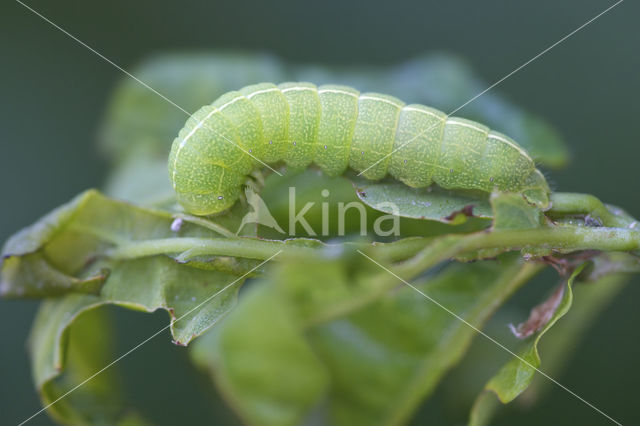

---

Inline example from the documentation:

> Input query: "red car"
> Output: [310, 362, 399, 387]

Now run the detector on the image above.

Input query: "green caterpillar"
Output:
[169, 82, 550, 215]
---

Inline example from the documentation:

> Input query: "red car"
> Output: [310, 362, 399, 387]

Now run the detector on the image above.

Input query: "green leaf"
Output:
[349, 175, 493, 224]
[519, 272, 628, 401]
[259, 169, 488, 239]
[1, 253, 106, 298]
[468, 271, 629, 426]
[1, 190, 112, 297]
[483, 265, 583, 403]
[467, 264, 587, 426]
[103, 157, 176, 208]
[191, 283, 329, 426]
[25, 253, 247, 422]
[307, 254, 541, 426]
[490, 192, 542, 231]
[549, 192, 640, 230]
[25, 244, 251, 422]
[29, 296, 147, 424]
[268, 244, 406, 326]
[189, 235, 490, 426]
[258, 168, 368, 238]
[454, 192, 543, 262]
[96, 256, 244, 344]
[1, 190, 250, 298]
[3, 188, 258, 342]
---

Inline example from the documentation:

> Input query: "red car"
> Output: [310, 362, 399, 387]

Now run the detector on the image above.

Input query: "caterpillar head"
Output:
[174, 185, 241, 216]
[168, 137, 244, 216]
[521, 169, 551, 210]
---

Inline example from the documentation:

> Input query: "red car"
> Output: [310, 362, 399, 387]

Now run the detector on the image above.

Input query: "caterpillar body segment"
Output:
[240, 83, 289, 163]
[168, 82, 550, 216]
[349, 93, 404, 180]
[279, 82, 321, 168]
[315, 85, 359, 176]
[389, 104, 446, 188]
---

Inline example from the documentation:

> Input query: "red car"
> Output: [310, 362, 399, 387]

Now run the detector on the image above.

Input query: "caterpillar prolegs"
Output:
[168, 82, 550, 215]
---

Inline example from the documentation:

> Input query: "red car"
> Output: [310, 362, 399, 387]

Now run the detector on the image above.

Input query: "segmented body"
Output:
[169, 82, 550, 215]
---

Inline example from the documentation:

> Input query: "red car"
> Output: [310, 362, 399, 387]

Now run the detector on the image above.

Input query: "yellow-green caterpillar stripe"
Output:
[169, 82, 550, 215]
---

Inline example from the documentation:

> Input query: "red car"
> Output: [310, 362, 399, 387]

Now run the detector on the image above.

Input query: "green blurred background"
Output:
[1, 0, 638, 424]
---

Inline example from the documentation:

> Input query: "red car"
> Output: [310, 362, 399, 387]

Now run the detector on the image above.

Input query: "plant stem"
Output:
[108, 237, 315, 260]
[471, 226, 640, 252]
[549, 192, 636, 228]
[109, 225, 640, 263]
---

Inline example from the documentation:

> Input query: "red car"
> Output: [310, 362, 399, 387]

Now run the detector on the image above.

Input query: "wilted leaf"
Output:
[509, 283, 565, 339]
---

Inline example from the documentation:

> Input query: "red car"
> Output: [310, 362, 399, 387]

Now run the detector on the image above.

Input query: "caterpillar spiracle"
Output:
[169, 82, 550, 215]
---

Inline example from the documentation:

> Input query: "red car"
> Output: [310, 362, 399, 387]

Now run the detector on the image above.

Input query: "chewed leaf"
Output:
[0, 189, 251, 298]
[1, 253, 106, 297]
[517, 273, 628, 412]
[468, 268, 629, 426]
[1, 190, 88, 257]
[485, 266, 581, 403]
[350, 176, 492, 224]
[509, 283, 565, 339]
[95, 256, 244, 344]
[29, 298, 148, 424]
[27, 256, 246, 422]
[5, 188, 256, 424]
[467, 264, 586, 426]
